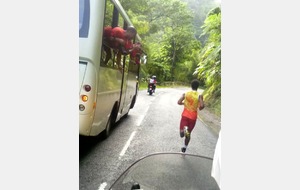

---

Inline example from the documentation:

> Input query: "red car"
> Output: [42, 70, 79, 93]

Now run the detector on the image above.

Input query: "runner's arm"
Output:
[198, 94, 205, 110]
[177, 93, 185, 105]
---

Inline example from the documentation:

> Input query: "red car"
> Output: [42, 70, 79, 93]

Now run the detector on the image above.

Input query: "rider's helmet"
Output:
[152, 75, 156, 79]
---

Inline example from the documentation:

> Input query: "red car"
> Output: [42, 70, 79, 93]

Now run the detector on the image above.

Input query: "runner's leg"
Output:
[180, 116, 188, 138]
[184, 119, 196, 146]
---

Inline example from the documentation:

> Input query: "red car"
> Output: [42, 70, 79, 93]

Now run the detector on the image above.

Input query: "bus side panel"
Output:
[89, 67, 122, 136]
[123, 67, 138, 115]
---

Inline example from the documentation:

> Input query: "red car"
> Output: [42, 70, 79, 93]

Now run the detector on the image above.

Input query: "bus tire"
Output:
[104, 103, 118, 138]
[104, 115, 112, 138]
[130, 95, 136, 109]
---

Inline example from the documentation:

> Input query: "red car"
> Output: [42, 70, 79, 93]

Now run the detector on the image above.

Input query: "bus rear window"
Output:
[79, 0, 90, 38]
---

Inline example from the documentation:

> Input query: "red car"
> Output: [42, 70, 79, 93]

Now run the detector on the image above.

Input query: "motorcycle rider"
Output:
[148, 75, 157, 93]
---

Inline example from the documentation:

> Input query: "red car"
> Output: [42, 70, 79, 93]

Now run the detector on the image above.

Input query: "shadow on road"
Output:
[79, 135, 104, 161]
[79, 120, 123, 161]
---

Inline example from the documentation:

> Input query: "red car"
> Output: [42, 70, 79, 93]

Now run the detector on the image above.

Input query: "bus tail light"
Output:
[84, 85, 91, 92]
[82, 95, 88, 102]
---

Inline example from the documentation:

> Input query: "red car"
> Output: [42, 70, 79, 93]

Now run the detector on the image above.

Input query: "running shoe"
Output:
[181, 147, 186, 153]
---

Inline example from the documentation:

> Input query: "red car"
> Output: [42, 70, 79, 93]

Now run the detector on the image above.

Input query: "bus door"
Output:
[118, 55, 130, 117]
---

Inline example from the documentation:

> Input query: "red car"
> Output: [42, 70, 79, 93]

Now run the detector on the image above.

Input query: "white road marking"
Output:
[136, 114, 145, 126]
[129, 107, 146, 127]
[98, 182, 107, 190]
[119, 131, 136, 157]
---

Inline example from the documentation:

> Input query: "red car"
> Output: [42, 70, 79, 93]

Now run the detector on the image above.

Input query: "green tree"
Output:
[181, 0, 220, 44]
[138, 0, 201, 82]
[195, 6, 221, 115]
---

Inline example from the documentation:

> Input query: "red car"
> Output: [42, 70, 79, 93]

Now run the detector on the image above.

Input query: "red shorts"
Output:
[180, 116, 196, 132]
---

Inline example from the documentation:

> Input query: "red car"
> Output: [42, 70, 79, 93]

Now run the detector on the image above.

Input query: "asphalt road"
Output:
[79, 87, 219, 190]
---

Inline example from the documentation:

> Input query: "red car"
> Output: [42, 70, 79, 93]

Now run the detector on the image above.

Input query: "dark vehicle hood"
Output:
[109, 152, 220, 190]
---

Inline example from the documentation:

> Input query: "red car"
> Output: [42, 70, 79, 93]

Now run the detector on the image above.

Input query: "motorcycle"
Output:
[147, 83, 155, 95]
[109, 152, 220, 190]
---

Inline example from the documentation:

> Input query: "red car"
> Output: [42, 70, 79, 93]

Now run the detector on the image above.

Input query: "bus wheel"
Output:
[104, 116, 112, 138]
[104, 114, 112, 138]
[104, 106, 117, 138]
[130, 95, 136, 109]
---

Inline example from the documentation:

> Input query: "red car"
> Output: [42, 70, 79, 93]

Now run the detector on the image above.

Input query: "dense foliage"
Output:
[120, 0, 221, 115]
[195, 6, 221, 114]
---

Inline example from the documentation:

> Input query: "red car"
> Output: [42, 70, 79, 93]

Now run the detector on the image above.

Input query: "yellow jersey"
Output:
[182, 90, 200, 120]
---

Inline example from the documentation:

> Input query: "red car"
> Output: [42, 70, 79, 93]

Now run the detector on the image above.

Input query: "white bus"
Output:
[79, 0, 145, 137]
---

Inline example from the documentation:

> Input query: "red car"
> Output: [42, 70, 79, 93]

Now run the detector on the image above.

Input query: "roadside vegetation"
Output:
[121, 0, 221, 117]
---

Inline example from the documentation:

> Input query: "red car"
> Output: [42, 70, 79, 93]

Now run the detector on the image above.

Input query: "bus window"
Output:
[79, 0, 90, 38]
[101, 0, 115, 68]
[100, 1, 135, 71]
[118, 12, 124, 29]
[104, 1, 113, 27]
